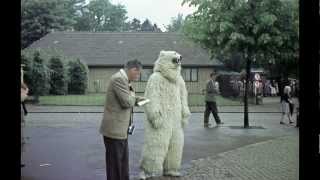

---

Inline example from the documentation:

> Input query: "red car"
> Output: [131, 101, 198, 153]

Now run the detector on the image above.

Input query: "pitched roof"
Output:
[27, 32, 223, 67]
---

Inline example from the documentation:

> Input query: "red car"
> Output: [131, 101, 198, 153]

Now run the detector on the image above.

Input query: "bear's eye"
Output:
[172, 58, 177, 64]
[172, 57, 181, 64]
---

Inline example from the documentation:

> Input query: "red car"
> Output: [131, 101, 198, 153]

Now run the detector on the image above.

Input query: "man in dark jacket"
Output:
[204, 72, 224, 127]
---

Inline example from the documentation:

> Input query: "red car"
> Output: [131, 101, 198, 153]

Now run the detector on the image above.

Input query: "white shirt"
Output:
[119, 69, 128, 81]
[120, 69, 134, 96]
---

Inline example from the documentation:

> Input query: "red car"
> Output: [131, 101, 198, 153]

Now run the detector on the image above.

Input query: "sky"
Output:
[87, 0, 197, 32]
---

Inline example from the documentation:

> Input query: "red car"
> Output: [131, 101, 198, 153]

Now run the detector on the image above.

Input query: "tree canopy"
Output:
[21, 0, 165, 48]
[182, 0, 299, 127]
[166, 13, 185, 32]
[74, 0, 128, 32]
[21, 0, 78, 49]
[182, 0, 298, 77]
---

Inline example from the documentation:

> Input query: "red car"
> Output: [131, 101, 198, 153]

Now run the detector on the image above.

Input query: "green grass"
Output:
[39, 93, 242, 106]
[39, 94, 106, 106]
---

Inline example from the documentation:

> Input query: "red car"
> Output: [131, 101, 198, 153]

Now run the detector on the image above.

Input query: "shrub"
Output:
[28, 50, 51, 96]
[67, 58, 88, 94]
[49, 56, 68, 95]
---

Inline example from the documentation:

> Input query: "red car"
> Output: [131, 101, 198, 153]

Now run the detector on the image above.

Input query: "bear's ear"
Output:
[159, 50, 166, 57]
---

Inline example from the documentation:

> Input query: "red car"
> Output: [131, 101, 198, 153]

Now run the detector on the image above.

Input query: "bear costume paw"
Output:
[181, 109, 191, 128]
[148, 111, 164, 129]
[164, 170, 182, 177]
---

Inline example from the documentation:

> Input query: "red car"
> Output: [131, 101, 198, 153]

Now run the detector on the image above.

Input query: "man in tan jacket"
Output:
[99, 59, 143, 180]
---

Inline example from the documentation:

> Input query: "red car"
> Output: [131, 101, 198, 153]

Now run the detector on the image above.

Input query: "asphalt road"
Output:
[21, 99, 299, 180]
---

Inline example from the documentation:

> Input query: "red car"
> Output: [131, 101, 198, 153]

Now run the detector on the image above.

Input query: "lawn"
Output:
[39, 93, 242, 106]
[39, 94, 106, 106]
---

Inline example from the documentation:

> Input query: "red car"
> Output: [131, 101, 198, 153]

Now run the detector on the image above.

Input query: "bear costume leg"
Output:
[140, 129, 171, 176]
[163, 128, 184, 176]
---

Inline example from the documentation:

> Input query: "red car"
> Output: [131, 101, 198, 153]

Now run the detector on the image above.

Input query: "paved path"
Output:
[142, 135, 298, 180]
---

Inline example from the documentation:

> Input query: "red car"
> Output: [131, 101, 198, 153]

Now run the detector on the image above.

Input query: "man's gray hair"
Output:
[124, 59, 142, 70]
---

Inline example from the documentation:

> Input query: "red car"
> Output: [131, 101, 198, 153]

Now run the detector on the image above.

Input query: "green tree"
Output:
[224, 52, 244, 72]
[65, 0, 87, 18]
[21, 53, 33, 86]
[73, 3, 92, 31]
[141, 19, 154, 31]
[49, 56, 68, 95]
[166, 13, 184, 32]
[21, 0, 76, 49]
[87, 0, 111, 31]
[65, 0, 88, 30]
[29, 51, 51, 97]
[74, 0, 128, 32]
[153, 24, 162, 32]
[67, 59, 88, 94]
[103, 3, 128, 31]
[129, 18, 142, 31]
[122, 21, 131, 31]
[183, 0, 299, 127]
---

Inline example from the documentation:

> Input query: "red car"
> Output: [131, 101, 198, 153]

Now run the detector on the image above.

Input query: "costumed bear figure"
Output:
[139, 50, 191, 179]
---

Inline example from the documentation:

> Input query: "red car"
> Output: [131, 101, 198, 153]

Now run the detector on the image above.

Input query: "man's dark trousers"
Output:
[103, 136, 129, 180]
[204, 101, 222, 124]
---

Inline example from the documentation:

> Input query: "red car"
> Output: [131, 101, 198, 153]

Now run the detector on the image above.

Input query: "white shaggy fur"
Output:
[139, 50, 191, 177]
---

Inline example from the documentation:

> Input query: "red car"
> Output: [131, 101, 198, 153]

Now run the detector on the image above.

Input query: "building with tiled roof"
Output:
[27, 32, 224, 93]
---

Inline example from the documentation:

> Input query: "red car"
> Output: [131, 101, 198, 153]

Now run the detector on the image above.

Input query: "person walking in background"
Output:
[295, 80, 299, 98]
[270, 80, 277, 96]
[238, 80, 244, 104]
[280, 85, 294, 124]
[264, 80, 271, 97]
[295, 90, 300, 128]
[274, 81, 279, 96]
[204, 72, 224, 127]
[288, 81, 295, 118]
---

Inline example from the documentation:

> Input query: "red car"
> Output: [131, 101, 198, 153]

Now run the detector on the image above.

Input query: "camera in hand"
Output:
[129, 84, 134, 91]
[128, 124, 135, 135]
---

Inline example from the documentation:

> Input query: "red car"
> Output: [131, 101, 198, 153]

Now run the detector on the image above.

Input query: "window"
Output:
[182, 68, 198, 82]
[140, 68, 153, 82]
[191, 68, 198, 81]
[182, 68, 191, 81]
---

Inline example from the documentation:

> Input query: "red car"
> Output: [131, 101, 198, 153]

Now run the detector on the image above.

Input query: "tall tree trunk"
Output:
[244, 0, 256, 128]
[244, 53, 252, 128]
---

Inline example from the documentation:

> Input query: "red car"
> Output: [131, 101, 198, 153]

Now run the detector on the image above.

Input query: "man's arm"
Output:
[112, 77, 136, 108]
[215, 81, 220, 94]
[22, 102, 28, 115]
[206, 80, 213, 93]
[21, 88, 28, 102]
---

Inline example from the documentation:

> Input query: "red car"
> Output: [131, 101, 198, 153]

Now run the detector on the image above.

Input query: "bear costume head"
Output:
[153, 50, 182, 83]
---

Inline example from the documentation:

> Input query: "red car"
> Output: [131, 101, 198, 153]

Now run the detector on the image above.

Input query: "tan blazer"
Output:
[99, 70, 137, 139]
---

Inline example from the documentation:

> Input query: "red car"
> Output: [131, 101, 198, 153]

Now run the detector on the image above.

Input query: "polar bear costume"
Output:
[139, 50, 191, 178]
